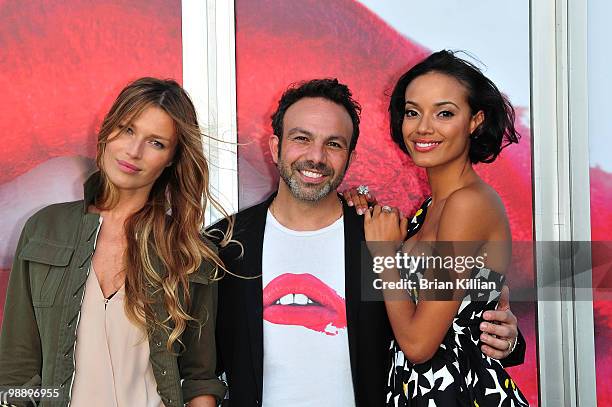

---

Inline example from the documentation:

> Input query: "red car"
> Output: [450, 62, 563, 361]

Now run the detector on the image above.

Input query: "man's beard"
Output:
[277, 159, 345, 202]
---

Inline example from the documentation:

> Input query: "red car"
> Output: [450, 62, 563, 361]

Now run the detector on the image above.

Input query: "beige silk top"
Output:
[70, 267, 164, 407]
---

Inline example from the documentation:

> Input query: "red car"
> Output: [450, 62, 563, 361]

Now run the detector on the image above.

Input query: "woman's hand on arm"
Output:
[340, 186, 377, 215]
[364, 204, 408, 257]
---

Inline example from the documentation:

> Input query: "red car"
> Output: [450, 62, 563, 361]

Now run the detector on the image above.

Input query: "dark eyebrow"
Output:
[405, 100, 460, 109]
[288, 127, 349, 145]
[287, 127, 314, 137]
[434, 101, 460, 109]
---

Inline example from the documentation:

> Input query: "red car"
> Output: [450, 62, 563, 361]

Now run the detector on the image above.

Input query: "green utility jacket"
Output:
[0, 174, 226, 406]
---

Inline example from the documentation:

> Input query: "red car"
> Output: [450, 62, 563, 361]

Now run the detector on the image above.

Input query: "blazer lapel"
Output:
[341, 195, 363, 394]
[239, 194, 275, 400]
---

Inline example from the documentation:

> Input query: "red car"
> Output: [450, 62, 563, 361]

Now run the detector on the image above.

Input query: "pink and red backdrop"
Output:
[234, 0, 610, 404]
[1, 0, 610, 404]
[591, 165, 612, 405]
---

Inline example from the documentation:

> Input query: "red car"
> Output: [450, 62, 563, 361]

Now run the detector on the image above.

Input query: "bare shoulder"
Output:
[445, 183, 506, 217]
[438, 183, 508, 241]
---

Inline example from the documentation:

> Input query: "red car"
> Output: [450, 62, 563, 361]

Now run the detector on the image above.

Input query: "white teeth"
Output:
[294, 294, 309, 305]
[416, 142, 440, 148]
[279, 294, 293, 305]
[275, 293, 315, 305]
[302, 170, 323, 178]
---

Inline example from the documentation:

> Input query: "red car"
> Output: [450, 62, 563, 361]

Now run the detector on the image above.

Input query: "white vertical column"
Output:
[567, 0, 596, 405]
[531, 0, 567, 402]
[531, 0, 596, 405]
[182, 0, 238, 225]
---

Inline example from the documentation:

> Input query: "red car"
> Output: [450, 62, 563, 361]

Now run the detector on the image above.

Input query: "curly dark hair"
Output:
[389, 50, 520, 164]
[271, 78, 362, 153]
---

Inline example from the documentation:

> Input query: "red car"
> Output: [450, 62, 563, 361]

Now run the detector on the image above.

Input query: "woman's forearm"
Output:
[379, 267, 460, 364]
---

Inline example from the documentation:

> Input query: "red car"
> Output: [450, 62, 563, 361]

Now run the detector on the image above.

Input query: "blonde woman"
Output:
[0, 77, 231, 406]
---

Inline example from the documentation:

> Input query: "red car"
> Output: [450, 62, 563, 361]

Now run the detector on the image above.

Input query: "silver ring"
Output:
[382, 205, 393, 213]
[357, 185, 369, 195]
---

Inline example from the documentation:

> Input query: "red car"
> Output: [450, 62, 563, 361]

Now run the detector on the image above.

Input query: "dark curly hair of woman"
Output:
[389, 50, 520, 164]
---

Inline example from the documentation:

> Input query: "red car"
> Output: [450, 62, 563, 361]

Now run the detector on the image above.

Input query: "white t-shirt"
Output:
[261, 210, 356, 407]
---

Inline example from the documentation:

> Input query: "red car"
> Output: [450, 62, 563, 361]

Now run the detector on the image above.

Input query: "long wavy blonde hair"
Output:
[95, 77, 233, 351]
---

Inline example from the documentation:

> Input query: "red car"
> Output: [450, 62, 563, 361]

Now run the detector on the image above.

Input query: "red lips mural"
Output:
[263, 273, 347, 335]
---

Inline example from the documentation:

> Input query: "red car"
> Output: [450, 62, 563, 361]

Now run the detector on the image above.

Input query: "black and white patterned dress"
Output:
[386, 197, 529, 407]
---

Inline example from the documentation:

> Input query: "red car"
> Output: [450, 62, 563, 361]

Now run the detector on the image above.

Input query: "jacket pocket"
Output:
[20, 238, 74, 307]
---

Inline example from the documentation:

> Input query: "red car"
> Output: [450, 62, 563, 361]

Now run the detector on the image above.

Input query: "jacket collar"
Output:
[82, 171, 102, 213]
[339, 193, 362, 396]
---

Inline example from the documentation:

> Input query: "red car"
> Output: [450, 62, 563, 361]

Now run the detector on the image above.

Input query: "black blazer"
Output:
[209, 193, 525, 406]
[210, 194, 392, 406]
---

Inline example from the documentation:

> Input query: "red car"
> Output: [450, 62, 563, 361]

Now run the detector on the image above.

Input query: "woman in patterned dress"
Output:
[364, 50, 529, 406]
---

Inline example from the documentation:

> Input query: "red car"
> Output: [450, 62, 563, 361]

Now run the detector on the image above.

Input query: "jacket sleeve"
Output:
[0, 220, 43, 397]
[178, 264, 227, 404]
[500, 328, 526, 368]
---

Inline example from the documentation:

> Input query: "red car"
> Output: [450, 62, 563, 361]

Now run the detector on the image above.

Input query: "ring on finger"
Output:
[357, 185, 369, 195]
[505, 338, 513, 351]
[382, 205, 393, 213]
